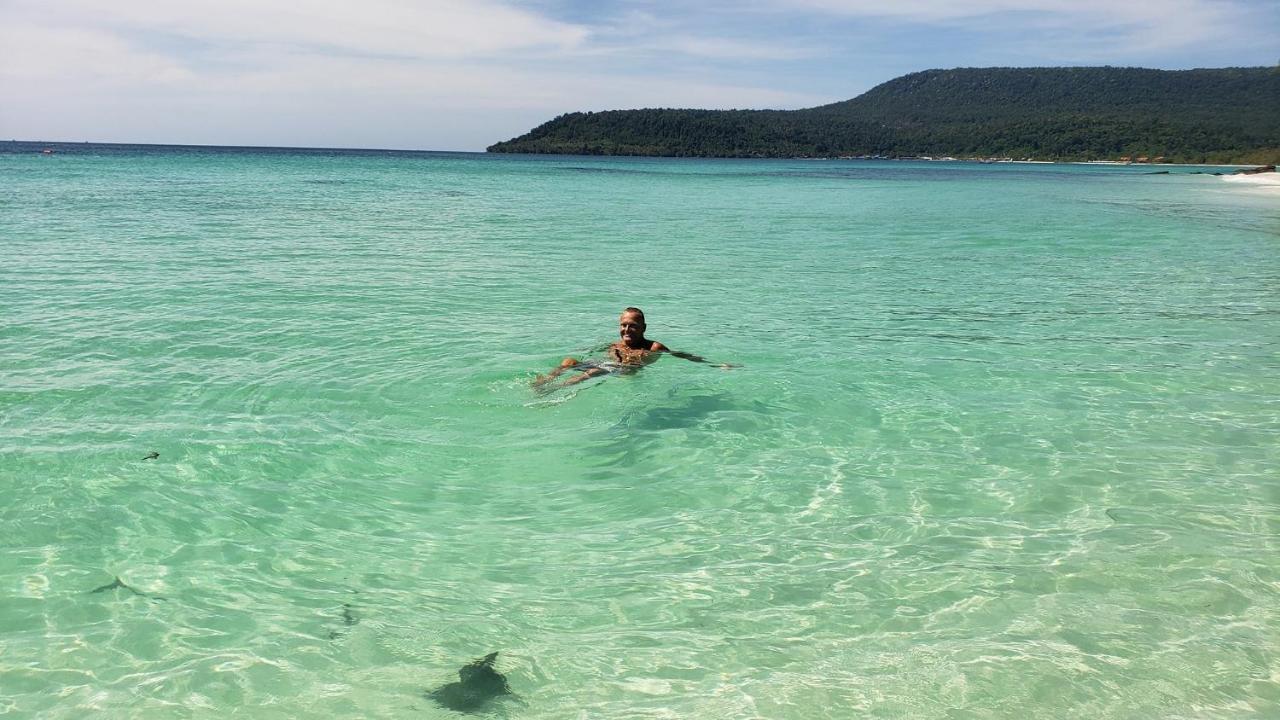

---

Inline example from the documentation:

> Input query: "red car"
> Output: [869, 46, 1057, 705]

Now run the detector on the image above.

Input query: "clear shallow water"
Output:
[2, 144, 1278, 718]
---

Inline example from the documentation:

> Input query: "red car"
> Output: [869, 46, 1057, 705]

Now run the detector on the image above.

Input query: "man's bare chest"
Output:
[609, 344, 652, 366]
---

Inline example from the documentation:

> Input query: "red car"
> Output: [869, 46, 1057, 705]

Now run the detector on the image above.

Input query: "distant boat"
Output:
[41, 148, 54, 154]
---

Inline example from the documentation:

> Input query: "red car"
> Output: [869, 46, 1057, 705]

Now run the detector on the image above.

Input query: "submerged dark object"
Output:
[429, 652, 513, 713]
[90, 576, 145, 597]
[142, 451, 159, 461]
[328, 603, 359, 640]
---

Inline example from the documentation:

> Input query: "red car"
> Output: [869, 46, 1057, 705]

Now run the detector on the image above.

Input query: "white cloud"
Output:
[659, 36, 816, 61]
[7, 0, 591, 60]
[0, 1, 829, 150]
[586, 8, 816, 61]
[0, 53, 828, 149]
[779, 0, 1218, 23]
[768, 0, 1256, 52]
[0, 23, 194, 86]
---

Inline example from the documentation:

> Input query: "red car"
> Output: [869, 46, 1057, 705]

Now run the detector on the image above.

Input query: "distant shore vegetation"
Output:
[488, 67, 1280, 165]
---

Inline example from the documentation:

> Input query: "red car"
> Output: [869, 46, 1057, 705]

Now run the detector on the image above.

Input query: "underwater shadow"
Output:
[616, 390, 739, 432]
[585, 390, 771, 475]
[427, 652, 517, 714]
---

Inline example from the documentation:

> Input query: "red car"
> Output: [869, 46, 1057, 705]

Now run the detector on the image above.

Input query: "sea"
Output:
[2, 142, 1277, 719]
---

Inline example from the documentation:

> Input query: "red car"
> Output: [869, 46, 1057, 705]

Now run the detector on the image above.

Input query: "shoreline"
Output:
[5, 140, 1272, 169]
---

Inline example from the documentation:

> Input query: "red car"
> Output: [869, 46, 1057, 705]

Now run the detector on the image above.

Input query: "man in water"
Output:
[533, 307, 722, 390]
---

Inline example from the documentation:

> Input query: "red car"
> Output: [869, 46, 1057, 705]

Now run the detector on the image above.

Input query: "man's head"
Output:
[619, 307, 646, 347]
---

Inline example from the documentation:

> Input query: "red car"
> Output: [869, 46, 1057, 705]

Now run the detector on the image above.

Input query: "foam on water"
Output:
[1, 145, 1278, 718]
[1221, 172, 1280, 193]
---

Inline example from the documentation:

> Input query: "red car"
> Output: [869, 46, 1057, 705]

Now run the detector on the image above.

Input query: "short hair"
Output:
[622, 307, 645, 323]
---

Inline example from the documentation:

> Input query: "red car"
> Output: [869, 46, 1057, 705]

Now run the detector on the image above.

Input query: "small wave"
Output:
[524, 387, 585, 407]
[560, 166, 650, 175]
[1221, 173, 1280, 190]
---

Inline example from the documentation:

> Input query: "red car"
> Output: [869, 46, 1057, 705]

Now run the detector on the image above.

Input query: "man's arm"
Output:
[669, 350, 708, 363]
[653, 342, 737, 368]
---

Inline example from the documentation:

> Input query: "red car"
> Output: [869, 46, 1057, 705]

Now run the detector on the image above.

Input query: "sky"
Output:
[1, 0, 1277, 151]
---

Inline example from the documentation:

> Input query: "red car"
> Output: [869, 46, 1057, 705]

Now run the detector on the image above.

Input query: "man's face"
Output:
[619, 312, 645, 345]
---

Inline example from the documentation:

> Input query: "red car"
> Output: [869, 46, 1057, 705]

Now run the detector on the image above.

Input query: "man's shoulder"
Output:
[649, 341, 668, 352]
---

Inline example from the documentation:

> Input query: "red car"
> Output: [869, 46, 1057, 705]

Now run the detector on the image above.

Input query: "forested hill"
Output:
[487, 67, 1280, 163]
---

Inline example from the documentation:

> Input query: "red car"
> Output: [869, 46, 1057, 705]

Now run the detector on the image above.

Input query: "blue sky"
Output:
[1, 0, 1276, 151]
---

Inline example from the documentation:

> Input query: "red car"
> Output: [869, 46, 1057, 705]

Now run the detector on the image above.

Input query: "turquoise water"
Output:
[2, 145, 1278, 718]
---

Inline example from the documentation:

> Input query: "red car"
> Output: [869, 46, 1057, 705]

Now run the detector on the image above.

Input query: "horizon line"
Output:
[1, 139, 487, 154]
